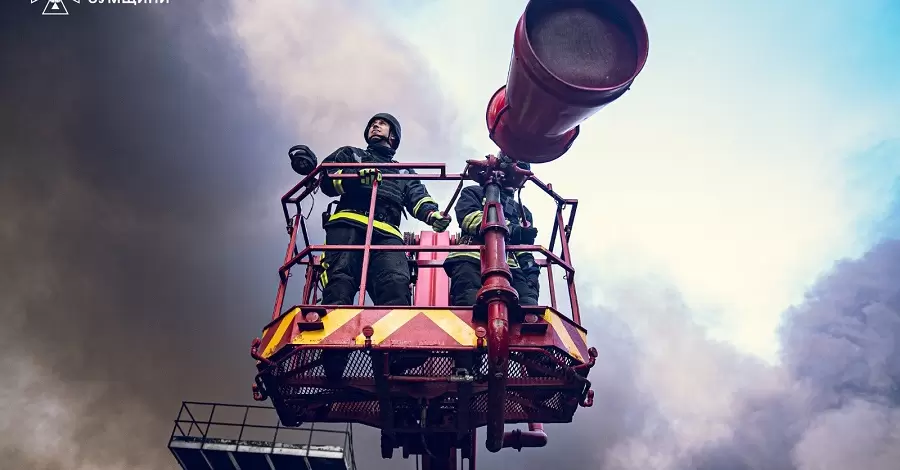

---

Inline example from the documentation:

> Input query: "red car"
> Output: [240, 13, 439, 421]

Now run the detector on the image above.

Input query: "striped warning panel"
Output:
[259, 307, 589, 362]
[259, 308, 300, 359]
[540, 308, 590, 363]
[353, 309, 478, 347]
[259, 307, 479, 358]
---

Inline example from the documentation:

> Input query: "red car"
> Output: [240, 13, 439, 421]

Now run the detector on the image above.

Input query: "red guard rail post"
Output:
[357, 179, 380, 305]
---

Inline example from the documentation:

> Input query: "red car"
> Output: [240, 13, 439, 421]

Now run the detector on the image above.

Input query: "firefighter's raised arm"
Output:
[455, 186, 484, 235]
[403, 172, 451, 232]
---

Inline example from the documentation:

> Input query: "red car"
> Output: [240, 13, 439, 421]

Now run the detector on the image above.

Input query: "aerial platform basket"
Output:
[250, 160, 597, 460]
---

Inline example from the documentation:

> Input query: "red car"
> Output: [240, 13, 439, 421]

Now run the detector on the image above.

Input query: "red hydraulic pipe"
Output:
[486, 0, 650, 163]
[475, 181, 519, 453]
[501, 423, 548, 450]
[485, 299, 510, 452]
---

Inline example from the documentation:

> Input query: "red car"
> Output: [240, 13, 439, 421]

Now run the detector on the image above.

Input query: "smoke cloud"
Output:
[564, 239, 900, 470]
[1, 1, 897, 470]
[0, 0, 465, 468]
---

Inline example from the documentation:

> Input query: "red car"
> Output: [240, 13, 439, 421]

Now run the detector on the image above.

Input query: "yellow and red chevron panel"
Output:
[258, 305, 590, 363]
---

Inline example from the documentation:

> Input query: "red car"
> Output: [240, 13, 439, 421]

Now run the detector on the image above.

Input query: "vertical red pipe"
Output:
[477, 181, 516, 453]
[272, 213, 301, 320]
[357, 180, 380, 305]
[486, 299, 510, 450]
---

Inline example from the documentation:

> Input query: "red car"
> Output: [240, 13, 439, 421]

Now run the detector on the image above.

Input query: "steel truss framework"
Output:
[168, 401, 356, 470]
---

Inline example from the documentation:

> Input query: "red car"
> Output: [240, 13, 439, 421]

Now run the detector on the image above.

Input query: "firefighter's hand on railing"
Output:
[426, 211, 452, 233]
[509, 225, 538, 244]
[358, 168, 382, 186]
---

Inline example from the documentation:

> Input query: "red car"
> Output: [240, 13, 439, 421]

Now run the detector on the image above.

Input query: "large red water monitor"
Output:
[486, 0, 650, 164]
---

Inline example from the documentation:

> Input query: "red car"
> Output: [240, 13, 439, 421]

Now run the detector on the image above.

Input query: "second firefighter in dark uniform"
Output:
[318, 113, 452, 306]
[443, 161, 540, 307]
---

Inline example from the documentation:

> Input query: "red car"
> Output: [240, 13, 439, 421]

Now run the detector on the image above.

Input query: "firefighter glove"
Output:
[509, 225, 538, 244]
[358, 168, 382, 186]
[427, 211, 452, 233]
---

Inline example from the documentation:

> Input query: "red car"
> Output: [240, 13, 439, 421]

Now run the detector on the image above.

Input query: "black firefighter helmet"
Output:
[364, 112, 402, 150]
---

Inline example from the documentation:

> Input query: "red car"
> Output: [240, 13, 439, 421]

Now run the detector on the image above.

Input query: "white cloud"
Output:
[392, 0, 900, 362]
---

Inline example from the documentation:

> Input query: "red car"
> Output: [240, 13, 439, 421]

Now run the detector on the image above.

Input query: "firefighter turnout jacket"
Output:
[446, 184, 538, 273]
[319, 144, 440, 238]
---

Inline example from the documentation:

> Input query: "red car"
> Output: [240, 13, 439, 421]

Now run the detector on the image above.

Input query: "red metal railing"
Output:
[270, 161, 580, 325]
[260, 158, 587, 460]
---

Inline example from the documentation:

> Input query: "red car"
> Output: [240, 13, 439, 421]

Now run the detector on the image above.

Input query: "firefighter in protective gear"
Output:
[443, 161, 540, 307]
[318, 113, 451, 307]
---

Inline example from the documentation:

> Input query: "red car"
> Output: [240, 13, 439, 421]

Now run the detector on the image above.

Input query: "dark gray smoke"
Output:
[577, 239, 900, 470]
[0, 1, 467, 469]
[693, 237, 900, 470]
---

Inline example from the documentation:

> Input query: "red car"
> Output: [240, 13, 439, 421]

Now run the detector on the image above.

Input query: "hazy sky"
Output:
[389, 0, 900, 361]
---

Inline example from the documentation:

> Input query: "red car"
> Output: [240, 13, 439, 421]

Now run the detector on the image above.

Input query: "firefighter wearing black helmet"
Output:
[443, 160, 540, 307]
[317, 113, 452, 306]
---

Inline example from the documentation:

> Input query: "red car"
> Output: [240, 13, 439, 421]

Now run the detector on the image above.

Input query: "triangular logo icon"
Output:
[43, 0, 69, 15]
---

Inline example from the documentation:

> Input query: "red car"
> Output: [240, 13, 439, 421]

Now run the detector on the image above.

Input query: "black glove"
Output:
[288, 145, 318, 175]
[509, 224, 538, 244]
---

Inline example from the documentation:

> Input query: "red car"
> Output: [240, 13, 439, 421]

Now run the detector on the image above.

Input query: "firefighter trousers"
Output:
[444, 257, 548, 389]
[320, 222, 411, 305]
[443, 257, 539, 306]
[320, 223, 412, 380]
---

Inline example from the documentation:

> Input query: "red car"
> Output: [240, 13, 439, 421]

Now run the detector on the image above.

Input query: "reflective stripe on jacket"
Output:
[446, 184, 534, 269]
